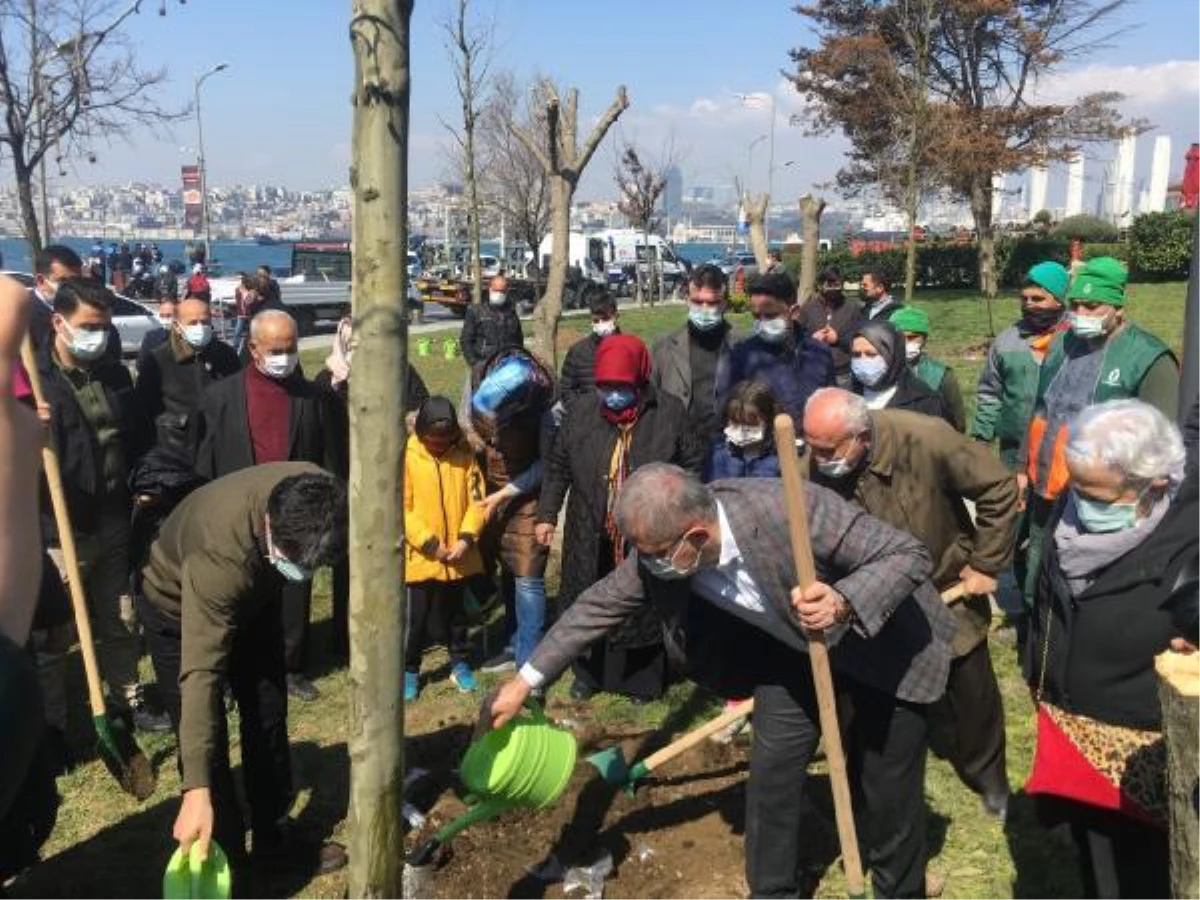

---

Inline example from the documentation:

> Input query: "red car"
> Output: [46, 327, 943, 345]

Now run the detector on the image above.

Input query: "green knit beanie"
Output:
[1025, 261, 1069, 302]
[889, 306, 930, 335]
[1067, 256, 1128, 307]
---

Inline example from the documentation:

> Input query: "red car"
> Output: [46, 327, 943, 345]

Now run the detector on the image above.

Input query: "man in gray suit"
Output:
[490, 463, 956, 899]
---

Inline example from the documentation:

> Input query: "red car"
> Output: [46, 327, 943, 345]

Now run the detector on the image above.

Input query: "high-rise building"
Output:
[663, 165, 683, 220]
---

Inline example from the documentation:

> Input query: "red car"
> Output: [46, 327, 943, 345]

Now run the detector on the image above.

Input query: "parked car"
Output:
[2, 270, 159, 359]
[717, 253, 759, 279]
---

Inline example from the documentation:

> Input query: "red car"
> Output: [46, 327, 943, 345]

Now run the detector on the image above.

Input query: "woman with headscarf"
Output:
[536, 334, 704, 701]
[1024, 400, 1197, 898]
[314, 316, 429, 657]
[849, 319, 953, 426]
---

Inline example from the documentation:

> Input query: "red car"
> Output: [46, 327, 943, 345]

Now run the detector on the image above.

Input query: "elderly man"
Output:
[191, 309, 330, 702]
[716, 271, 835, 429]
[491, 463, 956, 899]
[1019, 256, 1178, 607]
[804, 388, 1020, 819]
[460, 274, 524, 370]
[651, 263, 736, 442]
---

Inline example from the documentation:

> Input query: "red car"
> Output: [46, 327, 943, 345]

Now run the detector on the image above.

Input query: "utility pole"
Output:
[194, 62, 229, 264]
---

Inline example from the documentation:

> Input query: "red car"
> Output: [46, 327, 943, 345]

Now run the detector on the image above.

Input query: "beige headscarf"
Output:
[325, 316, 353, 386]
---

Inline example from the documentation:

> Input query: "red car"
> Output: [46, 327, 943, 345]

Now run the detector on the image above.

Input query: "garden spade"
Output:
[775, 414, 866, 899]
[586, 698, 754, 793]
[20, 338, 155, 801]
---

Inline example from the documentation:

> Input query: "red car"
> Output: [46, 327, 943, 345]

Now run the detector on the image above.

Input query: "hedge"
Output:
[1128, 211, 1195, 281]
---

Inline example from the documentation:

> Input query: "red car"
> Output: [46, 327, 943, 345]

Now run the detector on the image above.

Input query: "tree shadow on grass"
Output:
[1003, 789, 1083, 898]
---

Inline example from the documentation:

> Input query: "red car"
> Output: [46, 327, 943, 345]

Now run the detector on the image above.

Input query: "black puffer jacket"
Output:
[460, 302, 524, 368]
[559, 332, 610, 412]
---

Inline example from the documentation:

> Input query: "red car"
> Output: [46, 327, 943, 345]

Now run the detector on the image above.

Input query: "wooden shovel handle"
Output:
[20, 337, 107, 716]
[774, 414, 866, 897]
[641, 699, 755, 771]
[941, 582, 967, 604]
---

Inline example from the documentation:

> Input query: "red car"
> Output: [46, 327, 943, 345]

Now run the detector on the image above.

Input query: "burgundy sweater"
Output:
[244, 364, 290, 463]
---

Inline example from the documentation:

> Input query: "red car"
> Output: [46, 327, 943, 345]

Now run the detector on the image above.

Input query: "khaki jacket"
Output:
[812, 410, 1019, 656]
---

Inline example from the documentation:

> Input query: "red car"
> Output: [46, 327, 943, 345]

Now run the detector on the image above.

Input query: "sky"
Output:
[34, 0, 1200, 207]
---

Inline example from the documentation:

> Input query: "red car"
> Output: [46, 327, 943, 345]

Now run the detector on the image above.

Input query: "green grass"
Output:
[12, 283, 1189, 899]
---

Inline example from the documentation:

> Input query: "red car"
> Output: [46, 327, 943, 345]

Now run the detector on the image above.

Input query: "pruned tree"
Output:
[744, 192, 770, 273]
[439, 0, 493, 305]
[479, 71, 551, 285]
[347, 0, 410, 895]
[0, 0, 187, 256]
[511, 81, 628, 367]
[790, 0, 1138, 297]
[614, 143, 665, 305]
[798, 194, 827, 301]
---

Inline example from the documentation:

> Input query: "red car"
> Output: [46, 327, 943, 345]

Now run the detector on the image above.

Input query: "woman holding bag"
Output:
[1024, 399, 1198, 898]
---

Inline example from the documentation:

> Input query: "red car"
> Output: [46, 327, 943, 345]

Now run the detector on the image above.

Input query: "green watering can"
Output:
[417, 337, 433, 357]
[443, 337, 460, 360]
[406, 703, 576, 867]
[163, 840, 232, 900]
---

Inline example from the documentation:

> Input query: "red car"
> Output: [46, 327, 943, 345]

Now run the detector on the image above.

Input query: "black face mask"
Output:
[1022, 305, 1062, 333]
[822, 288, 844, 303]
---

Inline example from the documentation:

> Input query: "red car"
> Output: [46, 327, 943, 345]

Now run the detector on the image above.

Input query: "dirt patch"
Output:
[402, 700, 840, 899]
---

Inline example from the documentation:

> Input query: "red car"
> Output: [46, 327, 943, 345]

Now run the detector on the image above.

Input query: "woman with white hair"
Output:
[1024, 398, 1198, 899]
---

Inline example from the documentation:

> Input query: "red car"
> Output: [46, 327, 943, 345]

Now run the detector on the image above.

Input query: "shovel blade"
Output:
[585, 745, 630, 785]
[94, 713, 156, 801]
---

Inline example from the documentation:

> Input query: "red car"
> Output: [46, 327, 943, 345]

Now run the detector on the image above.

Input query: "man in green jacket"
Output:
[1018, 256, 1178, 606]
[139, 462, 347, 871]
[890, 305, 967, 432]
[971, 261, 1069, 469]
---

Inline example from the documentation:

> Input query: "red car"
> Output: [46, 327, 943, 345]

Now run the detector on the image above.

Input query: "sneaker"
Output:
[126, 695, 172, 734]
[286, 673, 320, 702]
[404, 671, 420, 702]
[480, 649, 516, 673]
[569, 679, 596, 702]
[450, 663, 478, 693]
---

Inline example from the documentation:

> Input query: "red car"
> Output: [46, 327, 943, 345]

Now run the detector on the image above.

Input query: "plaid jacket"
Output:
[528, 478, 955, 704]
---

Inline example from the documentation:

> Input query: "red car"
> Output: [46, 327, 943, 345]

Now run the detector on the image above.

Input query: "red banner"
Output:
[181, 165, 202, 231]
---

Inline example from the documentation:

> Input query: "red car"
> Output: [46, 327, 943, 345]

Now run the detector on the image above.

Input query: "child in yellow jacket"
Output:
[404, 396, 486, 700]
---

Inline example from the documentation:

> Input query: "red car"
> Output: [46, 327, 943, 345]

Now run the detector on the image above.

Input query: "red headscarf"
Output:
[594, 334, 651, 387]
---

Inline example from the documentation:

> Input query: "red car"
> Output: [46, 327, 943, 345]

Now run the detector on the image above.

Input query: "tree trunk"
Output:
[747, 193, 769, 271]
[1156, 650, 1199, 900]
[798, 194, 826, 302]
[643, 223, 653, 306]
[537, 175, 571, 368]
[14, 157, 43, 260]
[903, 167, 920, 302]
[969, 177, 998, 336]
[347, 2, 410, 895]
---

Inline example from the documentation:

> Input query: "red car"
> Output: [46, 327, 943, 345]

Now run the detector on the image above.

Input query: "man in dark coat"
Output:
[805, 388, 1020, 819]
[651, 263, 736, 443]
[190, 309, 329, 701]
[717, 271, 836, 430]
[559, 292, 619, 413]
[535, 336, 704, 700]
[491, 463, 955, 899]
[37, 278, 167, 732]
[460, 274, 524, 370]
[137, 297, 240, 460]
[139, 462, 348, 872]
[30, 246, 121, 364]
[797, 265, 862, 387]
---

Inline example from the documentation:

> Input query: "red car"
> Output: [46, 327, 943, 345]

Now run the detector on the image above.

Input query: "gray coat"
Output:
[528, 478, 956, 704]
[650, 323, 738, 418]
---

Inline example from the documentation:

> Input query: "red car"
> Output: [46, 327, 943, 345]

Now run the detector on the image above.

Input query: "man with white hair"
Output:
[191, 309, 331, 701]
[489, 461, 956, 899]
[803, 387, 1020, 820]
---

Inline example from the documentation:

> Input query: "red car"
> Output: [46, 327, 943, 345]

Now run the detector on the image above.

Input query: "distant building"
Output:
[663, 165, 683, 220]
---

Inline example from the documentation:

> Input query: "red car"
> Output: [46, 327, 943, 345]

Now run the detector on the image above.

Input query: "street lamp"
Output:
[194, 62, 229, 266]
[736, 91, 778, 242]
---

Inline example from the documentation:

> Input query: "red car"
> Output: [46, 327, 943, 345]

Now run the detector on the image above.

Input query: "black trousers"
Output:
[927, 640, 1009, 798]
[1070, 805, 1170, 898]
[405, 580, 470, 672]
[281, 580, 312, 675]
[684, 601, 929, 899]
[330, 560, 349, 660]
[138, 595, 292, 857]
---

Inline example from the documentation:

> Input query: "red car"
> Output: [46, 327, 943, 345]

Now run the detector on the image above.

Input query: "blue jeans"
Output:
[230, 317, 248, 356]
[512, 576, 545, 668]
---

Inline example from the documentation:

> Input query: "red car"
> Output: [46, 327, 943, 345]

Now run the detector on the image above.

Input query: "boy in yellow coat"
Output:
[404, 396, 487, 700]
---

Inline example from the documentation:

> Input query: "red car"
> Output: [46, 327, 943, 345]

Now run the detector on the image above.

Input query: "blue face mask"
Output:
[851, 356, 888, 388]
[688, 304, 724, 331]
[600, 386, 638, 412]
[266, 523, 312, 582]
[1073, 490, 1139, 534]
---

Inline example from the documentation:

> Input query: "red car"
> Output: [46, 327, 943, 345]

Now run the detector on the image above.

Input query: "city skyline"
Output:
[3, 0, 1196, 208]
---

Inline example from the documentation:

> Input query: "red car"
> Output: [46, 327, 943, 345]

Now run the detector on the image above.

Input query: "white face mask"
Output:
[488, 291, 507, 306]
[724, 424, 765, 447]
[904, 340, 923, 363]
[1070, 311, 1108, 339]
[259, 351, 298, 379]
[755, 317, 791, 343]
[181, 323, 214, 349]
[592, 320, 617, 338]
[815, 436, 860, 479]
[61, 321, 110, 362]
[159, 315, 174, 328]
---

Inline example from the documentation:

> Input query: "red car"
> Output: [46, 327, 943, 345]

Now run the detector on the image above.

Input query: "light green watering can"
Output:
[417, 337, 433, 357]
[406, 703, 576, 867]
[162, 840, 232, 900]
[443, 337, 460, 360]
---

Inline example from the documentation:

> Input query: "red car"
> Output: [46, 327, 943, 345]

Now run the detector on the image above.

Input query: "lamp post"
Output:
[194, 62, 229, 266]
[736, 91, 777, 243]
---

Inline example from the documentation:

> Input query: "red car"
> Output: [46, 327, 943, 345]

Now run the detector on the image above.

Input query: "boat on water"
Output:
[254, 233, 279, 246]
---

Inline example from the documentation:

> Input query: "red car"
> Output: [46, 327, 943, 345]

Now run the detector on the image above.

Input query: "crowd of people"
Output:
[0, 246, 1195, 899]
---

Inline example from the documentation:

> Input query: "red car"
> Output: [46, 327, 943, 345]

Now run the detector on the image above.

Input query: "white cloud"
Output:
[1034, 60, 1200, 107]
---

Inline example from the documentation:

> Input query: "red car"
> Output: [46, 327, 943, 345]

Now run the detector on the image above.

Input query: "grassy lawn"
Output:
[11, 282, 1188, 899]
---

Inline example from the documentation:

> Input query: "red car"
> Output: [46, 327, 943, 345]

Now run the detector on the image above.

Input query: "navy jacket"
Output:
[716, 326, 836, 428]
[703, 439, 781, 482]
